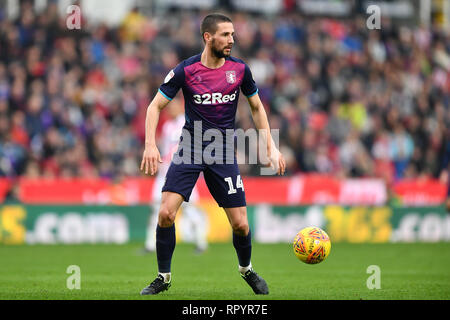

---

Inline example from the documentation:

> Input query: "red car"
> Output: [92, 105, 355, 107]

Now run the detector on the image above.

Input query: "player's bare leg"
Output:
[224, 206, 269, 295]
[157, 191, 184, 226]
[224, 206, 249, 235]
[141, 191, 184, 295]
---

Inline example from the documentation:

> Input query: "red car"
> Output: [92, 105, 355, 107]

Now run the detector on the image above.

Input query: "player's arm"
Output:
[247, 93, 286, 175]
[140, 91, 171, 175]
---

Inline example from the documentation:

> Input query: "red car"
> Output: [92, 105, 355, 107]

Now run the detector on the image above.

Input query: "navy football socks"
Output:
[156, 224, 176, 273]
[233, 229, 252, 268]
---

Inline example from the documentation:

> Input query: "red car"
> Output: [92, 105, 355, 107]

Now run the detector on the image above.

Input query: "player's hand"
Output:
[268, 147, 286, 176]
[140, 145, 163, 176]
[277, 152, 286, 175]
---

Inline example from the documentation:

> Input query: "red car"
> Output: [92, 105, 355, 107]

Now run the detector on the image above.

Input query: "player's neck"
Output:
[201, 49, 226, 69]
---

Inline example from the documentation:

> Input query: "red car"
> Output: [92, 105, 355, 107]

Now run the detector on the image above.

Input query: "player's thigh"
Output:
[162, 161, 203, 203]
[158, 191, 185, 227]
[223, 206, 249, 236]
[203, 162, 246, 208]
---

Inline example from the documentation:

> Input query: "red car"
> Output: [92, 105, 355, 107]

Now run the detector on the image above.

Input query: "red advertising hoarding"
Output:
[0, 174, 410, 205]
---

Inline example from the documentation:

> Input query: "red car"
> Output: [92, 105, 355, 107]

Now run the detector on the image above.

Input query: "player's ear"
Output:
[204, 32, 212, 43]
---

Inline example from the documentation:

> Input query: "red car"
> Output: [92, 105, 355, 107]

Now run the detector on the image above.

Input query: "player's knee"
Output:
[158, 207, 176, 227]
[231, 220, 249, 236]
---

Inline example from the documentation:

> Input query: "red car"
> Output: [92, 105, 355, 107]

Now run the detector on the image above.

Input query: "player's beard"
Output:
[211, 39, 231, 58]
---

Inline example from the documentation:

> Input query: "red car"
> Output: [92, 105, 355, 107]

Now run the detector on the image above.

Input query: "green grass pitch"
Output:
[0, 242, 449, 300]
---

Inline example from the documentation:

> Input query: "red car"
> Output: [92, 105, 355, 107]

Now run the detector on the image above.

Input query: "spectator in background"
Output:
[390, 123, 414, 180]
[372, 128, 394, 184]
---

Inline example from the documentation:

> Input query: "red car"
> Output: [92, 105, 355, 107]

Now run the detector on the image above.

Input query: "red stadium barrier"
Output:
[14, 177, 153, 205]
[0, 175, 446, 206]
[392, 178, 447, 206]
[0, 179, 12, 203]
[0, 174, 447, 206]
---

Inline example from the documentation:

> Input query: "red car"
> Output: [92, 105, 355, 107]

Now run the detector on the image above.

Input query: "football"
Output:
[293, 227, 331, 264]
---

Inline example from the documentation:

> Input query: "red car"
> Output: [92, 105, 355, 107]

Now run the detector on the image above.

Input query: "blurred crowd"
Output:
[0, 1, 449, 184]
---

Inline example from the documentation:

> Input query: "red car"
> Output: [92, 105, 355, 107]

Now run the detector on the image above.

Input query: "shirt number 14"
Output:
[224, 175, 244, 194]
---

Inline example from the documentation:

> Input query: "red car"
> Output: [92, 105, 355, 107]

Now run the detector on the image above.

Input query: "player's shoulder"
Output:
[227, 56, 252, 73]
[227, 56, 248, 66]
[179, 54, 202, 68]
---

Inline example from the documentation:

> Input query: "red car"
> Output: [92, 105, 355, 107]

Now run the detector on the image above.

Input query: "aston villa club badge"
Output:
[226, 71, 236, 84]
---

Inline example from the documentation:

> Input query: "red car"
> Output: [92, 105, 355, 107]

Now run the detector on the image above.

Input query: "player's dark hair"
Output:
[200, 13, 232, 43]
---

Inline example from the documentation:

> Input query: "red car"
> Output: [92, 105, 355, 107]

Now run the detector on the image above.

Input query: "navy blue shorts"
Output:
[161, 160, 246, 208]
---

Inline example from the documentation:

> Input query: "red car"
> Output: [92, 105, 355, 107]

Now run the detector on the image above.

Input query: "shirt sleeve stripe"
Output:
[158, 88, 173, 101]
[246, 88, 259, 98]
